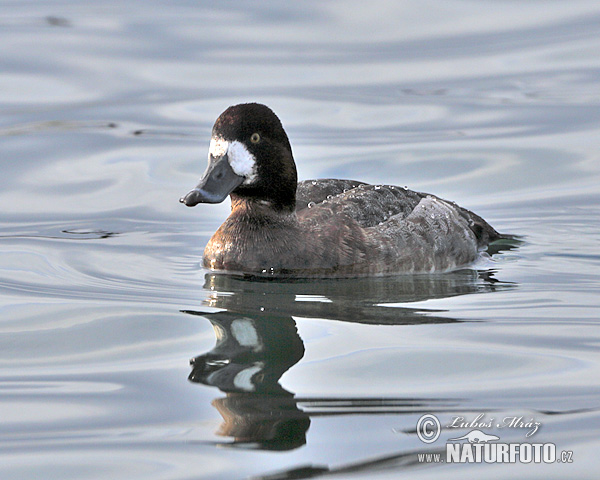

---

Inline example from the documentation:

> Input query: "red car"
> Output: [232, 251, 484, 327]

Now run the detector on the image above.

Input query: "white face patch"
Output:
[208, 136, 257, 184]
[227, 141, 257, 183]
[208, 137, 228, 158]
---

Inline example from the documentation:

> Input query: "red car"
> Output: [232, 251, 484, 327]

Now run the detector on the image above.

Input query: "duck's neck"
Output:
[230, 194, 296, 216]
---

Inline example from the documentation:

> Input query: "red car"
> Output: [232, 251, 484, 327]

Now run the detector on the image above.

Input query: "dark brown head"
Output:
[180, 103, 298, 211]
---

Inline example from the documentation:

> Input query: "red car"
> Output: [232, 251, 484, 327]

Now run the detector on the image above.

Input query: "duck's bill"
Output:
[180, 155, 244, 206]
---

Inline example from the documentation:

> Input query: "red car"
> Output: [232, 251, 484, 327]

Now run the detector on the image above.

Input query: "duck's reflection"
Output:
[188, 311, 309, 449]
[185, 269, 516, 450]
[200, 268, 513, 323]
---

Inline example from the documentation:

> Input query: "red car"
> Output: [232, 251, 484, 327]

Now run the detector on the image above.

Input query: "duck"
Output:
[180, 103, 505, 277]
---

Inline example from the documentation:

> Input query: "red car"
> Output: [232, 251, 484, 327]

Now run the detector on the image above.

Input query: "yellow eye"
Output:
[250, 132, 260, 144]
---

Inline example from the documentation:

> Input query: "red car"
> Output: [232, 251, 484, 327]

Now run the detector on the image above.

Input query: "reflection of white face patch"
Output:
[208, 136, 257, 184]
[231, 318, 260, 349]
[233, 363, 264, 392]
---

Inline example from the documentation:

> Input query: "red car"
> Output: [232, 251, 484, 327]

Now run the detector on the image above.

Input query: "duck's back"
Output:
[295, 179, 501, 274]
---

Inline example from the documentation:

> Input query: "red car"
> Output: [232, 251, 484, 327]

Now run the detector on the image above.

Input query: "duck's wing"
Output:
[296, 179, 367, 211]
[298, 180, 503, 248]
[300, 182, 427, 227]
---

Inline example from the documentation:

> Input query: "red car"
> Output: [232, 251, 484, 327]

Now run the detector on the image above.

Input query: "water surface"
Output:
[1, 1, 600, 478]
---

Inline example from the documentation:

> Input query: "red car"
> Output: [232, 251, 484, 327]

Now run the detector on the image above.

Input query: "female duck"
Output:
[181, 103, 503, 277]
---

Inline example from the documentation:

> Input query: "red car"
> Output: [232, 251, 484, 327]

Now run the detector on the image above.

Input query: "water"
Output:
[1, 1, 600, 478]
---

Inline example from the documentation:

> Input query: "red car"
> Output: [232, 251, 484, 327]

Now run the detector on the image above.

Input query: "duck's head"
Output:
[180, 103, 298, 211]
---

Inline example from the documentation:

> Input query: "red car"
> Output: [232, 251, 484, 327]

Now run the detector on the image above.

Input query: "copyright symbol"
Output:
[416, 414, 441, 444]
